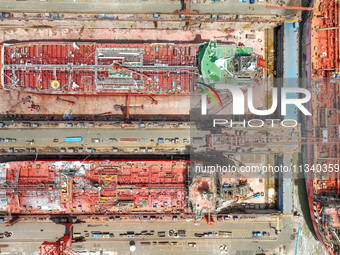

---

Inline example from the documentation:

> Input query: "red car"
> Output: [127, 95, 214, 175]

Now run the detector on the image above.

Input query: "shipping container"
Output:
[192, 137, 205, 145]
[65, 137, 83, 142]
[120, 138, 138, 142]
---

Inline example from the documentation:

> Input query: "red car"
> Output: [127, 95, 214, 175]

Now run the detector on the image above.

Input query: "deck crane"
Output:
[56, 97, 75, 106]
[208, 134, 340, 148]
[8, 96, 31, 112]
[147, 96, 158, 105]
[98, 111, 113, 116]
[112, 63, 151, 81]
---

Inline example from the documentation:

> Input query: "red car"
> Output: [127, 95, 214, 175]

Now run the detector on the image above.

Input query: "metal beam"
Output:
[266, 5, 313, 11]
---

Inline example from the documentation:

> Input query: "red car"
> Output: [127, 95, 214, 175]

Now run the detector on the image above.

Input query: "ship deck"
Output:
[0, 160, 188, 214]
[307, 0, 340, 253]
[1, 42, 199, 95]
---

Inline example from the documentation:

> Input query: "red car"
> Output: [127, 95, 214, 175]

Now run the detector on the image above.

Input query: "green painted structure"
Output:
[198, 39, 258, 88]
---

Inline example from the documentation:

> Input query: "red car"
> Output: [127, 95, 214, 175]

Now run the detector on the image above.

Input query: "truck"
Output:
[219, 231, 232, 237]
[127, 231, 135, 238]
[65, 137, 83, 142]
[92, 232, 103, 238]
[158, 231, 166, 237]
[26, 140, 35, 145]
[103, 232, 110, 238]
[120, 138, 138, 142]
[73, 233, 82, 238]
[178, 230, 186, 238]
[252, 231, 262, 237]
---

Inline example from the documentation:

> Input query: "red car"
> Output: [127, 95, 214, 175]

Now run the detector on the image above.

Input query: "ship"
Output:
[0, 160, 189, 215]
[306, 0, 340, 254]
[0, 40, 260, 95]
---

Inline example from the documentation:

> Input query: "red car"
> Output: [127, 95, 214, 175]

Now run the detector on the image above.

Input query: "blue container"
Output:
[253, 192, 261, 198]
[65, 137, 83, 142]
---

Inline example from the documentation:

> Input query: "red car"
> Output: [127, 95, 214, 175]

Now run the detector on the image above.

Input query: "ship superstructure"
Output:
[198, 39, 258, 87]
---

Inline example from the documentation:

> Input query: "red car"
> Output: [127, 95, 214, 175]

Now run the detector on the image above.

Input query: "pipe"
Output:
[318, 27, 340, 31]
[294, 227, 301, 255]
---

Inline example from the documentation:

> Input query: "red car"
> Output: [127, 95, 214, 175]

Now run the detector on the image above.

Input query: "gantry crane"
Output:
[266, 5, 313, 11]
[114, 92, 144, 122]
[208, 134, 340, 149]
[39, 223, 77, 255]
[176, 0, 198, 15]
[39, 175, 83, 254]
